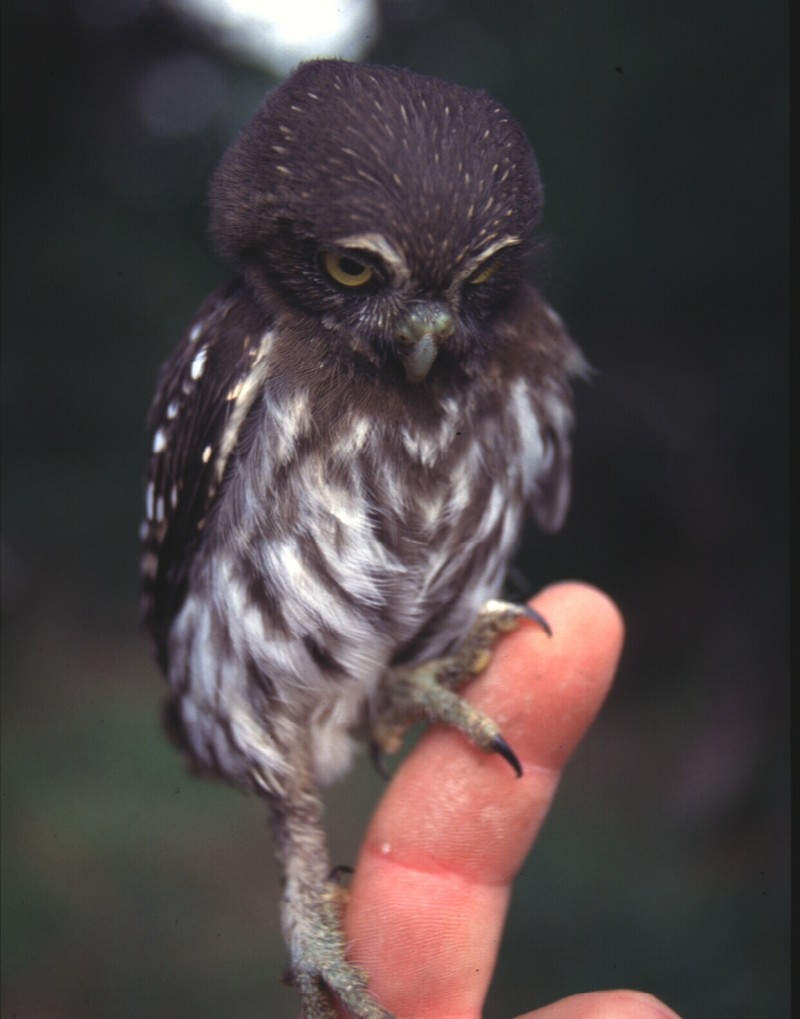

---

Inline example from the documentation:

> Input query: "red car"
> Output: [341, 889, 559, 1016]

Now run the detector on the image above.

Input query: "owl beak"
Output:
[394, 302, 455, 383]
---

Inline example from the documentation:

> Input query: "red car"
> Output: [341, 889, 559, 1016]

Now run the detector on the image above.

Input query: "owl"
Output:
[141, 59, 584, 1019]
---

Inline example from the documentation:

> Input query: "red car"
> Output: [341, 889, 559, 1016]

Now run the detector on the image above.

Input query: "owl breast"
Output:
[165, 366, 547, 794]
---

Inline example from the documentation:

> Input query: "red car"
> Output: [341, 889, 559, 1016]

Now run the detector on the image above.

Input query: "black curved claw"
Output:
[489, 734, 523, 778]
[329, 864, 354, 885]
[521, 604, 552, 637]
[369, 739, 392, 781]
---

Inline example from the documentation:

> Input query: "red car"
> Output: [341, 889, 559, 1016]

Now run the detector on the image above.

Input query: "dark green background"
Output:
[1, 2, 789, 1017]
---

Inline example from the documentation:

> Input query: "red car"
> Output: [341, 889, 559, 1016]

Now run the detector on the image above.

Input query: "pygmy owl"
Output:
[141, 59, 585, 1019]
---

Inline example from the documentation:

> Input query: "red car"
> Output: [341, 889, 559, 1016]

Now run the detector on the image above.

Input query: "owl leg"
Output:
[271, 776, 394, 1019]
[373, 599, 550, 776]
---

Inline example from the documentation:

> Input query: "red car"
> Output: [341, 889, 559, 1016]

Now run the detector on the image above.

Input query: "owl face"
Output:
[210, 60, 543, 381]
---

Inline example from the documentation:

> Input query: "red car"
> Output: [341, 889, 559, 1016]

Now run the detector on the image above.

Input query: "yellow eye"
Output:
[321, 250, 375, 288]
[469, 257, 500, 286]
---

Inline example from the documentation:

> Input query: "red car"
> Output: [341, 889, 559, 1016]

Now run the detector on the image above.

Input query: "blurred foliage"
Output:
[1, 1, 789, 1017]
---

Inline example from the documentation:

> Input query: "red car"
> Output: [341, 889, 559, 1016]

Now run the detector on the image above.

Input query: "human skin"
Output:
[340, 582, 682, 1019]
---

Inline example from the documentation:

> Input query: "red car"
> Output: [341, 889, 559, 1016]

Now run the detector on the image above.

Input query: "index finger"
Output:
[343, 582, 625, 1019]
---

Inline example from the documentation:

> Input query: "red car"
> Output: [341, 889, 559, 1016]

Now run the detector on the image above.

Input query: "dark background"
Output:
[1, 2, 789, 1017]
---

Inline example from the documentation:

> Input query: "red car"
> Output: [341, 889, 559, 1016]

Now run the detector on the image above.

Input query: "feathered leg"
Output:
[271, 763, 393, 1019]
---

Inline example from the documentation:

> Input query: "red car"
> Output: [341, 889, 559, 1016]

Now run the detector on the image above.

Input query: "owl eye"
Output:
[468, 257, 501, 286]
[321, 250, 376, 289]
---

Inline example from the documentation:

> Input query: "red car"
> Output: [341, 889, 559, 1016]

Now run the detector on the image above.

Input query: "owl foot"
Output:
[286, 879, 393, 1018]
[373, 599, 550, 776]
[276, 790, 394, 1019]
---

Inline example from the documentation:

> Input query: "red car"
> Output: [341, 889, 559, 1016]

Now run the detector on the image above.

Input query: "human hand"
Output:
[341, 582, 682, 1019]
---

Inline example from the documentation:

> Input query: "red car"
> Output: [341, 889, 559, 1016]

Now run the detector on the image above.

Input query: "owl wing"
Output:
[523, 293, 587, 535]
[140, 278, 274, 666]
[530, 419, 572, 534]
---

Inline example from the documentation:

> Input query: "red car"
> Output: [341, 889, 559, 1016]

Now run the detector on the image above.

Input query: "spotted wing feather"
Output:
[140, 278, 272, 665]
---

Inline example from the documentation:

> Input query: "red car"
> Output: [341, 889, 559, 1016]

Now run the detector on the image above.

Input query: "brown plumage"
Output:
[141, 59, 584, 1018]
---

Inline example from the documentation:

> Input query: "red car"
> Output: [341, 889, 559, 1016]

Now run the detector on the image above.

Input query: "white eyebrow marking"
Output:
[332, 232, 408, 281]
[457, 236, 523, 285]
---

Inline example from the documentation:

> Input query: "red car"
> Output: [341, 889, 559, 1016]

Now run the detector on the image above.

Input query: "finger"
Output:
[344, 582, 624, 1019]
[516, 989, 683, 1019]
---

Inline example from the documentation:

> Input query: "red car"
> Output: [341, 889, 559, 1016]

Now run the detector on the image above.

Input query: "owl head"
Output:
[210, 59, 543, 383]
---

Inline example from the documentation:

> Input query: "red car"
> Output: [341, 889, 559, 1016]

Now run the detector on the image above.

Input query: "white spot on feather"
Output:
[190, 346, 208, 380]
[145, 481, 155, 520]
[212, 329, 277, 487]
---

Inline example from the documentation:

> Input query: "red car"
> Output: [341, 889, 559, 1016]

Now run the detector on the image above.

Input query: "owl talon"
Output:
[329, 864, 354, 886]
[369, 739, 392, 781]
[489, 734, 523, 778]
[520, 603, 553, 637]
[372, 599, 545, 775]
[286, 877, 394, 1019]
[476, 598, 552, 643]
